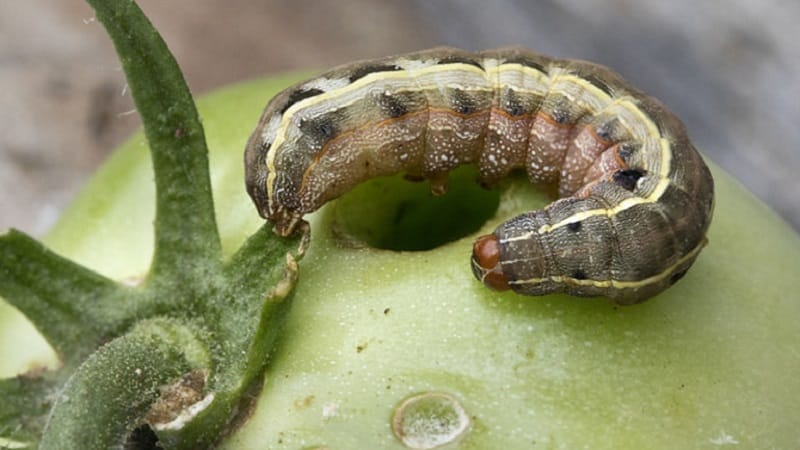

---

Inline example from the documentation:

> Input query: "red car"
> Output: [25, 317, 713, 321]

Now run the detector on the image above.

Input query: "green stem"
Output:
[214, 225, 304, 389]
[86, 0, 223, 286]
[0, 375, 56, 445]
[39, 318, 209, 450]
[0, 0, 306, 446]
[153, 227, 305, 447]
[0, 230, 132, 365]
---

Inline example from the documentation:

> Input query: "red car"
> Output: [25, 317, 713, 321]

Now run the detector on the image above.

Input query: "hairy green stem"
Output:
[0, 375, 55, 444]
[86, 0, 222, 287]
[0, 0, 303, 446]
[0, 230, 132, 366]
[39, 319, 208, 450]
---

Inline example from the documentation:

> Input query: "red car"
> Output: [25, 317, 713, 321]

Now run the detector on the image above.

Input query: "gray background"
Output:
[2, 0, 798, 236]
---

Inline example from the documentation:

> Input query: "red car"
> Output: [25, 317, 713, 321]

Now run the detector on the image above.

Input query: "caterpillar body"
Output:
[245, 47, 714, 305]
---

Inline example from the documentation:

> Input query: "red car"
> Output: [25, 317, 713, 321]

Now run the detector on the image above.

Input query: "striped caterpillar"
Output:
[244, 47, 714, 305]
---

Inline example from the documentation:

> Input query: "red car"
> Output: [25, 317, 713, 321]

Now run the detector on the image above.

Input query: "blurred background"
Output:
[1, 0, 798, 235]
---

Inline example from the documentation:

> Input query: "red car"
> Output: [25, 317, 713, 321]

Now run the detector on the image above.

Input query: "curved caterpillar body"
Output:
[245, 47, 714, 305]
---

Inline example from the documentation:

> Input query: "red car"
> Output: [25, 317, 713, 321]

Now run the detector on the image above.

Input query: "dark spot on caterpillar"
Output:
[572, 269, 587, 280]
[548, 96, 579, 124]
[580, 72, 614, 97]
[616, 142, 636, 163]
[348, 63, 403, 83]
[280, 87, 325, 114]
[594, 121, 614, 141]
[550, 107, 570, 124]
[669, 268, 689, 285]
[378, 92, 409, 118]
[503, 88, 526, 116]
[259, 141, 271, 158]
[437, 55, 484, 70]
[299, 112, 341, 141]
[452, 88, 476, 115]
[567, 221, 582, 232]
[613, 168, 645, 191]
[503, 55, 547, 74]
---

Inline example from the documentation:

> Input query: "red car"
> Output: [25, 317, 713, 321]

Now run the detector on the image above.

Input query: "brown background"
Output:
[2, 0, 799, 236]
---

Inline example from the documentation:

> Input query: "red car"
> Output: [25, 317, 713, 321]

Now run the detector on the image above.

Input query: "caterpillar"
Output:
[244, 47, 714, 305]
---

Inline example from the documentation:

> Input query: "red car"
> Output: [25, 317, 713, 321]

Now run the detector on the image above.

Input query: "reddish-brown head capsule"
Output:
[471, 234, 510, 291]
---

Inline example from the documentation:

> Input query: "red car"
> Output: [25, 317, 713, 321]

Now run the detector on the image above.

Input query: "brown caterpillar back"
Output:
[245, 47, 714, 304]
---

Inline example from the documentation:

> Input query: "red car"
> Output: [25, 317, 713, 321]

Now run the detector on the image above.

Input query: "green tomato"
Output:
[2, 76, 799, 449]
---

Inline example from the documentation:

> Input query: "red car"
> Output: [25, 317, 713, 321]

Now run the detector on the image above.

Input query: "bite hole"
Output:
[328, 165, 500, 251]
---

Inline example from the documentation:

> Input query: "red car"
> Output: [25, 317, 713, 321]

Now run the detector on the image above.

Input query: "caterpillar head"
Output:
[471, 234, 511, 291]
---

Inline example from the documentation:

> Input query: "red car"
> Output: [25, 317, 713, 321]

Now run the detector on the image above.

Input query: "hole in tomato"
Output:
[327, 165, 500, 251]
